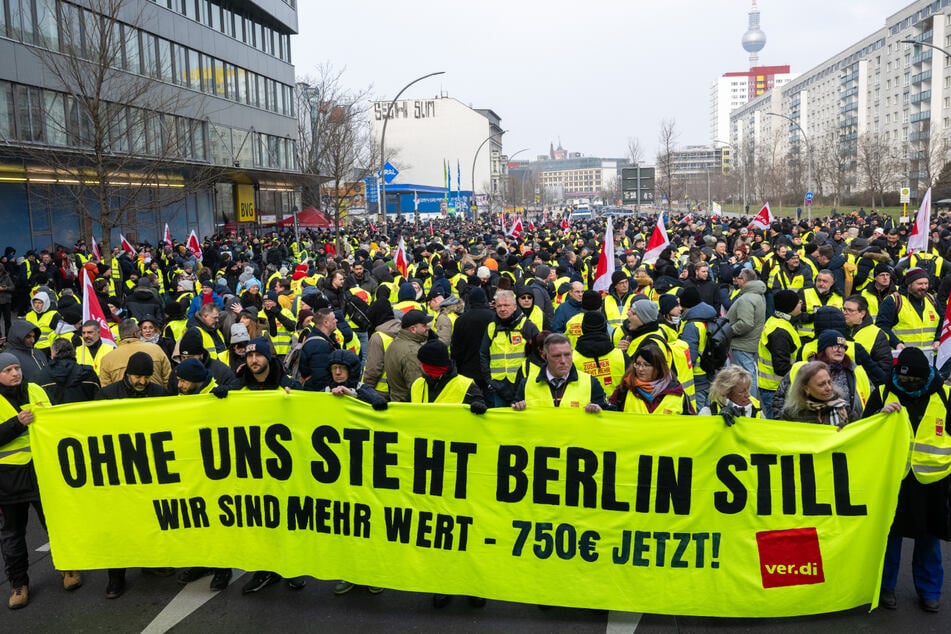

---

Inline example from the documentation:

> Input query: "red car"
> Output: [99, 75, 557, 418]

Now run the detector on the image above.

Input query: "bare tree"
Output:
[656, 119, 678, 211]
[857, 132, 901, 208]
[626, 137, 643, 165]
[14, 0, 214, 253]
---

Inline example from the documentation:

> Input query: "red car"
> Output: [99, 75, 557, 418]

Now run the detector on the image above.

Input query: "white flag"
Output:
[907, 187, 931, 254]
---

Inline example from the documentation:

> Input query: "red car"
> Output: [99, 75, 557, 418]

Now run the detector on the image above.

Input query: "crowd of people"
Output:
[0, 207, 949, 614]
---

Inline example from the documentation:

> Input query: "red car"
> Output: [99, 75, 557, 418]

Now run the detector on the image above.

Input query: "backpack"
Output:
[344, 293, 372, 331]
[699, 317, 732, 374]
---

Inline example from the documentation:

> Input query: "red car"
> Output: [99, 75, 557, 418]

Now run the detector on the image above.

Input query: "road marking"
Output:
[36, 542, 50, 552]
[141, 569, 245, 634]
[606, 610, 642, 634]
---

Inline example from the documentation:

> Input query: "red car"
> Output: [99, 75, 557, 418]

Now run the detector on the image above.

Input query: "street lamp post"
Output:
[766, 112, 812, 220]
[378, 71, 446, 230]
[471, 130, 507, 219]
[502, 147, 529, 211]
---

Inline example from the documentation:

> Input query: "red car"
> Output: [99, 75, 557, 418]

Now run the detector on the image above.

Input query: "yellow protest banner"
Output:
[30, 392, 911, 617]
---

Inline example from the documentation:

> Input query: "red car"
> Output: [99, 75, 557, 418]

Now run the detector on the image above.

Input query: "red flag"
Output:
[81, 271, 116, 347]
[429, 221, 434, 236]
[592, 217, 616, 292]
[908, 187, 931, 254]
[369, 222, 377, 233]
[394, 236, 409, 278]
[937, 291, 951, 369]
[560, 218, 569, 230]
[119, 233, 136, 258]
[542, 210, 549, 225]
[681, 213, 692, 225]
[642, 214, 670, 265]
[187, 230, 203, 261]
[748, 203, 774, 230]
[508, 216, 524, 238]
[90, 236, 102, 261]
[527, 220, 536, 231]
[164, 223, 172, 246]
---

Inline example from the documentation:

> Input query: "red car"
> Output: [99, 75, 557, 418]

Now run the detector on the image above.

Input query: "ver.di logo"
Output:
[756, 528, 825, 588]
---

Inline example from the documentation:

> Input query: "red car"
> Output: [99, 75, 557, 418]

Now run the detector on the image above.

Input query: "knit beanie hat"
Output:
[0, 352, 19, 373]
[904, 268, 928, 286]
[874, 263, 892, 276]
[896, 346, 931, 378]
[176, 358, 209, 383]
[265, 290, 280, 303]
[631, 297, 659, 323]
[679, 287, 701, 310]
[581, 311, 607, 335]
[774, 290, 800, 314]
[245, 337, 272, 359]
[126, 352, 154, 377]
[581, 290, 602, 311]
[611, 270, 628, 286]
[535, 264, 551, 280]
[658, 294, 679, 316]
[812, 306, 846, 335]
[230, 323, 250, 344]
[417, 340, 451, 367]
[816, 329, 847, 353]
[179, 329, 205, 356]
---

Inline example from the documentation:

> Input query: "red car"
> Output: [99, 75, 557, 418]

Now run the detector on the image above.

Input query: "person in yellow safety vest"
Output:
[904, 249, 948, 289]
[411, 340, 487, 409]
[362, 316, 401, 399]
[260, 291, 296, 360]
[512, 333, 608, 412]
[77, 319, 115, 376]
[606, 341, 693, 414]
[631, 266, 657, 301]
[699, 365, 763, 418]
[771, 330, 871, 421]
[863, 346, 951, 612]
[861, 263, 896, 320]
[191, 303, 227, 361]
[562, 289, 600, 348]
[391, 282, 424, 314]
[515, 287, 545, 332]
[572, 312, 627, 393]
[843, 295, 893, 386]
[657, 295, 681, 342]
[433, 296, 463, 348]
[481, 290, 541, 408]
[603, 271, 634, 331]
[163, 301, 189, 342]
[25, 291, 60, 359]
[797, 269, 843, 342]
[0, 352, 81, 610]
[614, 297, 695, 405]
[756, 290, 802, 420]
[876, 267, 941, 354]
[771, 250, 811, 291]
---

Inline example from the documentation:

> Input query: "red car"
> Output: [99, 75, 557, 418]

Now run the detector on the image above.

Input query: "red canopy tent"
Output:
[277, 207, 333, 228]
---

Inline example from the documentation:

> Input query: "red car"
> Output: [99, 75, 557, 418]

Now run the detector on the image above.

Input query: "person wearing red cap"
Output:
[875, 267, 941, 353]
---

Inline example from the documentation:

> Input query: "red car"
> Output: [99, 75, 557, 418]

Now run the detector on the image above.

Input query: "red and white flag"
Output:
[937, 290, 951, 369]
[748, 203, 774, 230]
[81, 271, 116, 347]
[394, 235, 409, 278]
[186, 230, 203, 261]
[641, 214, 670, 265]
[592, 217, 616, 292]
[429, 221, 434, 236]
[527, 220, 536, 232]
[414, 191, 420, 213]
[560, 217, 570, 230]
[369, 222, 377, 233]
[90, 236, 102, 261]
[119, 233, 136, 258]
[164, 223, 172, 246]
[681, 213, 693, 225]
[508, 216, 524, 238]
[908, 187, 932, 254]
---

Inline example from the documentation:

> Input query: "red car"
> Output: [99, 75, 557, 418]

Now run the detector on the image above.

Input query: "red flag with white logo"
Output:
[642, 214, 670, 265]
[81, 271, 116, 347]
[508, 216, 524, 238]
[592, 217, 616, 292]
[748, 203, 774, 230]
[187, 230, 203, 261]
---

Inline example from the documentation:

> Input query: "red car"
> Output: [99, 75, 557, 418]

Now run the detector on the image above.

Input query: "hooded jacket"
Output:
[451, 292, 496, 384]
[383, 327, 432, 402]
[125, 285, 164, 323]
[680, 302, 719, 374]
[34, 357, 101, 404]
[551, 295, 583, 333]
[5, 320, 46, 383]
[726, 280, 767, 353]
[363, 318, 402, 390]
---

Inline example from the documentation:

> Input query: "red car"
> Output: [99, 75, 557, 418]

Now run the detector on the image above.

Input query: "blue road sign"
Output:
[365, 177, 378, 203]
[379, 162, 399, 184]
[805, 191, 814, 203]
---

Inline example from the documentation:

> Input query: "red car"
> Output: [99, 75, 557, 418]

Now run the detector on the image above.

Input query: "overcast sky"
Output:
[293, 0, 902, 161]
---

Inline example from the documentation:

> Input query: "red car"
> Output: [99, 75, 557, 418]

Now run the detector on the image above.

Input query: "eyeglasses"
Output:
[829, 344, 848, 351]
[634, 361, 652, 370]
[841, 307, 861, 314]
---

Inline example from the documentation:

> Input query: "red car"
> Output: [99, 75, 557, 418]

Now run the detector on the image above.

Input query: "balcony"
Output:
[912, 70, 932, 85]
[911, 90, 932, 104]
[911, 50, 933, 64]
[911, 110, 931, 123]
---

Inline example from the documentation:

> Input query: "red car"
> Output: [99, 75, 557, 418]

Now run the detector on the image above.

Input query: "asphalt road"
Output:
[4, 513, 951, 633]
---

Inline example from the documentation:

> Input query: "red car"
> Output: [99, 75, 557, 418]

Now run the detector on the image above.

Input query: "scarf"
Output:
[421, 362, 450, 378]
[141, 334, 160, 345]
[804, 397, 850, 427]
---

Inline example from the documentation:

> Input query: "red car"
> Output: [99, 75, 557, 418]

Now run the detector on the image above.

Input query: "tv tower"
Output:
[742, 0, 766, 67]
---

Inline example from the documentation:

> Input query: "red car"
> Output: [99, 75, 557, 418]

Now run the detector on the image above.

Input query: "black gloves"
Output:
[720, 404, 743, 427]
[470, 401, 487, 415]
[211, 385, 230, 399]
[372, 400, 388, 411]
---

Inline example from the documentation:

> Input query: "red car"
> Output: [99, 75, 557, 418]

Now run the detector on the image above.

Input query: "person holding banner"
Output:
[607, 342, 693, 415]
[0, 353, 82, 609]
[780, 359, 861, 427]
[864, 347, 950, 612]
[698, 366, 763, 419]
[511, 334, 607, 413]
